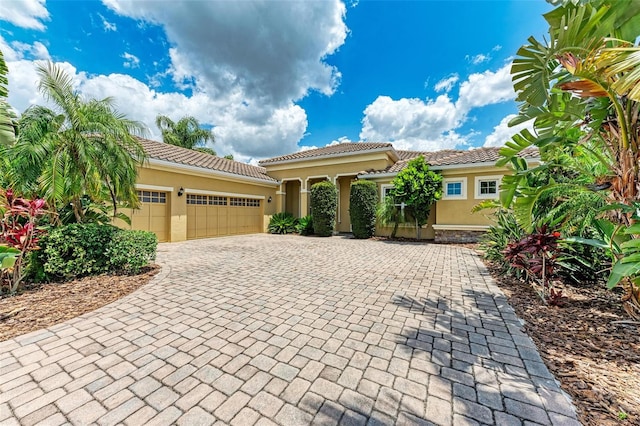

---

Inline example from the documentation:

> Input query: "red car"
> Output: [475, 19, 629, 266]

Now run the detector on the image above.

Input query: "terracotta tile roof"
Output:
[360, 147, 539, 176]
[137, 137, 278, 183]
[259, 142, 395, 165]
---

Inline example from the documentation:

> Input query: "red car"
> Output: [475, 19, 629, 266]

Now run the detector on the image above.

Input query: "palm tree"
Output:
[1, 62, 146, 222]
[155, 115, 216, 155]
[0, 49, 16, 146]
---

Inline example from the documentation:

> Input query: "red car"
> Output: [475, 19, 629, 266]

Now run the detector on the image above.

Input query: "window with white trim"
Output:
[137, 190, 166, 204]
[474, 175, 502, 199]
[380, 184, 394, 201]
[442, 178, 467, 200]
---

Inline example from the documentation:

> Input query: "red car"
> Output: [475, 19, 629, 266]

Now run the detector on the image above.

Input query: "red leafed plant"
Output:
[1, 189, 48, 293]
[504, 225, 567, 306]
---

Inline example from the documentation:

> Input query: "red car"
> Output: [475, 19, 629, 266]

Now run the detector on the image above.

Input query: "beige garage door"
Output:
[186, 194, 263, 239]
[131, 190, 169, 242]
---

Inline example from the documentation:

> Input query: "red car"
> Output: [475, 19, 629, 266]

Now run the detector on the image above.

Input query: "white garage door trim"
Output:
[184, 188, 265, 199]
[136, 184, 174, 192]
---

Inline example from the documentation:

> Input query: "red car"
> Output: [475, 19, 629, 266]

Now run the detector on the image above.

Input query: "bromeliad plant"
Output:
[0, 189, 48, 293]
[504, 225, 567, 306]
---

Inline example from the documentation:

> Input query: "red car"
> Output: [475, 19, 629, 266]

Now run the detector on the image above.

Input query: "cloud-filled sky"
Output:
[0, 0, 548, 162]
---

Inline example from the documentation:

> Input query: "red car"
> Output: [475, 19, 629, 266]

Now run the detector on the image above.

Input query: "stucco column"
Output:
[300, 189, 309, 217]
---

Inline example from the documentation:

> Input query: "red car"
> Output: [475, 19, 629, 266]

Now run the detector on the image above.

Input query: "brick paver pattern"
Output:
[0, 234, 580, 425]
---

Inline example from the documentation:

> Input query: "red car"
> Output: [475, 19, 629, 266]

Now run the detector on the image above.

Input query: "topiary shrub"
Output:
[310, 181, 337, 237]
[106, 230, 157, 274]
[349, 180, 378, 239]
[296, 215, 314, 236]
[268, 212, 298, 234]
[33, 223, 157, 280]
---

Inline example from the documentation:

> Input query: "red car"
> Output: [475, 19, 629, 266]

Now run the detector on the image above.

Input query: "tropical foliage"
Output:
[268, 212, 298, 234]
[1, 189, 48, 292]
[155, 115, 216, 155]
[349, 180, 377, 239]
[0, 49, 16, 146]
[490, 0, 640, 317]
[296, 215, 314, 236]
[0, 62, 146, 223]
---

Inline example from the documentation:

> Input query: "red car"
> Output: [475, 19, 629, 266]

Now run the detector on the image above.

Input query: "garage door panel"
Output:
[187, 194, 262, 239]
[132, 190, 169, 242]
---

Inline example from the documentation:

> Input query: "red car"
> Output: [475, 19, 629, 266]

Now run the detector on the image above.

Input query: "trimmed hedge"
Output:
[32, 223, 157, 280]
[349, 180, 378, 239]
[310, 181, 337, 237]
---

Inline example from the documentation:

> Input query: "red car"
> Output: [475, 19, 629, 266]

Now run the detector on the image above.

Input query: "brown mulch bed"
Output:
[0, 265, 159, 342]
[488, 264, 640, 426]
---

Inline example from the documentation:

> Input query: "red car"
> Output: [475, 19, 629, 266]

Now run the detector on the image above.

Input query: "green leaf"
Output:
[563, 236, 609, 249]
[607, 260, 640, 289]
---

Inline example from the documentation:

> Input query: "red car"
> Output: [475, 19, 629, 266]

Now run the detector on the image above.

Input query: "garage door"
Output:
[131, 190, 169, 242]
[186, 194, 263, 239]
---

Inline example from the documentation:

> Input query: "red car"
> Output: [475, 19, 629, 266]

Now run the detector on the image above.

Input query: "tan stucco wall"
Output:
[127, 166, 277, 241]
[435, 168, 504, 227]
[264, 154, 393, 186]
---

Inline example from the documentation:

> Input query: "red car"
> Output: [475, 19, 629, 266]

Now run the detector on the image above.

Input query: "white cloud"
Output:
[8, 40, 50, 60]
[102, 0, 347, 106]
[98, 13, 117, 31]
[0, 0, 49, 30]
[434, 74, 459, 93]
[97, 0, 348, 159]
[483, 114, 534, 148]
[330, 136, 352, 145]
[456, 64, 514, 112]
[360, 64, 516, 151]
[121, 52, 140, 68]
[467, 54, 489, 65]
[4, 54, 307, 163]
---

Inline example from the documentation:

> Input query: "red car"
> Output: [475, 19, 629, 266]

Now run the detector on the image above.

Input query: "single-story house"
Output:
[124, 138, 538, 243]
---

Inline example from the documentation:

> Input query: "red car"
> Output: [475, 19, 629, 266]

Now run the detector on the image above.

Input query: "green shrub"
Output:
[349, 180, 377, 239]
[296, 215, 314, 236]
[268, 212, 298, 234]
[41, 223, 118, 279]
[33, 223, 157, 280]
[106, 230, 157, 274]
[310, 181, 337, 237]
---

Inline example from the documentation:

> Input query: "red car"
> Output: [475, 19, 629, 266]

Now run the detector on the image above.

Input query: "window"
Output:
[187, 194, 208, 205]
[137, 191, 166, 204]
[447, 182, 462, 196]
[209, 196, 228, 206]
[474, 175, 502, 199]
[442, 178, 467, 200]
[380, 184, 394, 201]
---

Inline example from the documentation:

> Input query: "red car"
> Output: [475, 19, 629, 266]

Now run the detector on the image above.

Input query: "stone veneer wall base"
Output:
[435, 229, 485, 243]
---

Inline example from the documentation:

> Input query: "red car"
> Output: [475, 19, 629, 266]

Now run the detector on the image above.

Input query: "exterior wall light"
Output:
[268, 196, 272, 203]
[177, 187, 184, 196]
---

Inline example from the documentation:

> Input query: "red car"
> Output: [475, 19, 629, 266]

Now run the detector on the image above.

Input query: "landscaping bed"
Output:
[0, 265, 159, 341]
[489, 264, 640, 426]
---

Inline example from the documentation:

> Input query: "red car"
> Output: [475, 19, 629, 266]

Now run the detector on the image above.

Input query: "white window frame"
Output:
[442, 177, 467, 200]
[474, 175, 502, 200]
[380, 184, 394, 202]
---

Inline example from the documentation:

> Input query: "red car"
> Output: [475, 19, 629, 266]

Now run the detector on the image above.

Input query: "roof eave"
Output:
[259, 146, 397, 167]
[146, 158, 280, 186]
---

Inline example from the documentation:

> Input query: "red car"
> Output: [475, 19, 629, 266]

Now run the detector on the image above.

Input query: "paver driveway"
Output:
[0, 234, 579, 426]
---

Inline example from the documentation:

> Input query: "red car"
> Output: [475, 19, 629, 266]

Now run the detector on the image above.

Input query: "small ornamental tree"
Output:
[350, 180, 377, 239]
[392, 156, 442, 239]
[310, 181, 337, 237]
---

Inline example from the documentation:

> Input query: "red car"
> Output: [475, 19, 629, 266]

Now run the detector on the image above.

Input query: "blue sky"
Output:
[0, 0, 551, 162]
